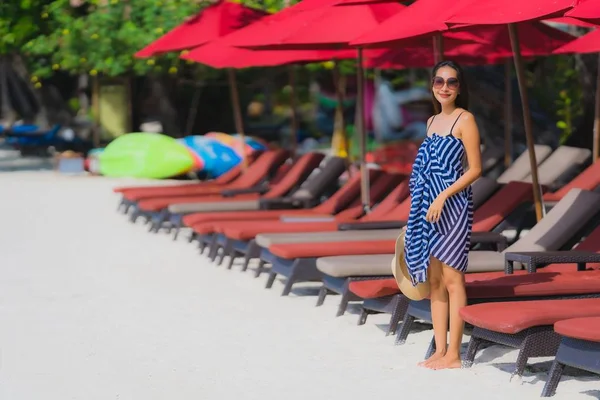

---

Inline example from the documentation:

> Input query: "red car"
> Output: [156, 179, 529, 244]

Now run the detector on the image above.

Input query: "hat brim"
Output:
[391, 230, 431, 301]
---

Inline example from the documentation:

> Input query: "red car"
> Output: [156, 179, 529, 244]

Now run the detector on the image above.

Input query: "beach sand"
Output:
[0, 171, 596, 400]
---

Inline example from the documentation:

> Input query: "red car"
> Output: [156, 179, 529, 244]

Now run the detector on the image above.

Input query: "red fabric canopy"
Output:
[135, 0, 267, 58]
[547, 16, 598, 27]
[229, 1, 407, 50]
[182, 41, 360, 68]
[351, 0, 472, 47]
[352, 0, 577, 47]
[565, 0, 600, 24]
[183, 21, 573, 70]
[445, 0, 576, 25]
[368, 22, 575, 68]
[554, 28, 600, 54]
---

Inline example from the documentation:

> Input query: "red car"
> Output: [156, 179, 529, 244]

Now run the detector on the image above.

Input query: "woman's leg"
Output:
[418, 256, 448, 367]
[427, 263, 467, 370]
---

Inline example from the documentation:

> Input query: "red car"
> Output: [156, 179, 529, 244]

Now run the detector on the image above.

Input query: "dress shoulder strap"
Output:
[449, 111, 465, 135]
[426, 115, 436, 134]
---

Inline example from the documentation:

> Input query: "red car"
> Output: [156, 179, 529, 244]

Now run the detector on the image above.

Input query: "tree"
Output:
[22, 0, 205, 78]
[0, 0, 51, 55]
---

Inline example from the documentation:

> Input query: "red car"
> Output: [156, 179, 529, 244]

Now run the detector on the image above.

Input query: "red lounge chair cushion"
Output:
[471, 182, 533, 232]
[191, 222, 217, 235]
[543, 161, 600, 202]
[182, 209, 330, 227]
[123, 185, 227, 201]
[349, 279, 399, 299]
[269, 240, 396, 259]
[222, 221, 343, 240]
[554, 317, 600, 343]
[347, 271, 533, 300]
[347, 265, 599, 301]
[459, 298, 600, 334]
[543, 191, 564, 202]
[137, 193, 259, 212]
[116, 182, 221, 195]
[466, 270, 600, 299]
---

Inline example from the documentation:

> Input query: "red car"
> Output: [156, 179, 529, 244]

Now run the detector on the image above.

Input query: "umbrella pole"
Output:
[356, 47, 370, 213]
[227, 68, 248, 170]
[288, 65, 298, 158]
[504, 59, 513, 167]
[508, 23, 544, 221]
[594, 53, 600, 162]
[433, 33, 444, 63]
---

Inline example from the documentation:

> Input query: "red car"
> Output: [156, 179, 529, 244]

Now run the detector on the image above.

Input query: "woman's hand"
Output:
[426, 193, 448, 223]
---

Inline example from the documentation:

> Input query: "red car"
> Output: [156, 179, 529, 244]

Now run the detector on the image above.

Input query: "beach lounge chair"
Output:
[317, 189, 600, 330]
[211, 176, 499, 271]
[253, 177, 510, 251]
[460, 297, 600, 378]
[350, 209, 600, 337]
[324, 161, 600, 317]
[496, 144, 552, 184]
[205, 171, 404, 268]
[543, 159, 600, 203]
[132, 151, 322, 227]
[167, 156, 348, 240]
[250, 182, 535, 297]
[287, 181, 533, 310]
[520, 145, 590, 189]
[115, 150, 264, 211]
[185, 162, 372, 250]
[124, 149, 289, 216]
[541, 316, 600, 397]
[141, 152, 327, 233]
[113, 150, 259, 195]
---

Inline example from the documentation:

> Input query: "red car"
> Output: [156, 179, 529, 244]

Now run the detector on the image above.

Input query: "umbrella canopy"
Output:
[445, 0, 576, 25]
[230, 1, 407, 49]
[565, 0, 600, 24]
[368, 22, 575, 69]
[351, 0, 577, 46]
[547, 16, 598, 27]
[135, 0, 267, 58]
[554, 27, 600, 54]
[184, 32, 502, 69]
[182, 42, 360, 69]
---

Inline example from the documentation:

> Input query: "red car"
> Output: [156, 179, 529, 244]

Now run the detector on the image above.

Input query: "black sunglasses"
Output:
[432, 76, 460, 90]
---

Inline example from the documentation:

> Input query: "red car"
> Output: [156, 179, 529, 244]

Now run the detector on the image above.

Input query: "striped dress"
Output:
[404, 114, 473, 285]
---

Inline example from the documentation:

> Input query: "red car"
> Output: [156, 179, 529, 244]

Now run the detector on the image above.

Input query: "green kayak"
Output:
[99, 133, 194, 179]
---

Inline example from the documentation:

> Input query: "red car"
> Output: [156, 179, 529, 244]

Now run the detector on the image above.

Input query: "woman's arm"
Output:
[440, 112, 482, 200]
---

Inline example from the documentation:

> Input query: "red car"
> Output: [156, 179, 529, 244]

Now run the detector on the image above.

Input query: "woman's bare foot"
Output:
[418, 351, 445, 367]
[426, 354, 462, 370]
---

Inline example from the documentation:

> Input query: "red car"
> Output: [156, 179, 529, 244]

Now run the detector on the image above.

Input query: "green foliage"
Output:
[529, 55, 583, 143]
[234, 0, 299, 13]
[553, 57, 583, 143]
[0, 0, 51, 54]
[22, 0, 204, 78]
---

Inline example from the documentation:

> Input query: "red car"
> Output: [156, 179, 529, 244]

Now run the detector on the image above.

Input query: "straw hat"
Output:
[391, 230, 430, 301]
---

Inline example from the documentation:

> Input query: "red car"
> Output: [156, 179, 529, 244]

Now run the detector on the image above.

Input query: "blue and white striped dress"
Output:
[404, 114, 473, 285]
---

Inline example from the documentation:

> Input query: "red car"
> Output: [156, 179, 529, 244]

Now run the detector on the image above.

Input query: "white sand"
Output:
[0, 172, 596, 400]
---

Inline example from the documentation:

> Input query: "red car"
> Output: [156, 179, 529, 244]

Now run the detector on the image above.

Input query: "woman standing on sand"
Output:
[403, 60, 482, 370]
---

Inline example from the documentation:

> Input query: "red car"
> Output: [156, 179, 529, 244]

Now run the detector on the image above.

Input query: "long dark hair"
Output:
[431, 60, 469, 113]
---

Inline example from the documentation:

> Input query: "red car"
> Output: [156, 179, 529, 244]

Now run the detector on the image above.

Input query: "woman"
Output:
[403, 60, 482, 370]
